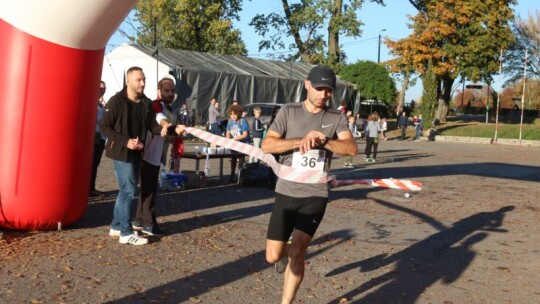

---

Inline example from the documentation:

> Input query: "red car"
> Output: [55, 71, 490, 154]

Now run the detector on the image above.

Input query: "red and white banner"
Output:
[185, 127, 423, 191]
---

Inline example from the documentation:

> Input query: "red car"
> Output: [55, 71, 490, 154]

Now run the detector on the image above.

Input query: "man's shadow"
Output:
[326, 203, 514, 304]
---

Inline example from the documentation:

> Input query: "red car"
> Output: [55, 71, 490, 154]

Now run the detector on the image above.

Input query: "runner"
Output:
[261, 65, 357, 304]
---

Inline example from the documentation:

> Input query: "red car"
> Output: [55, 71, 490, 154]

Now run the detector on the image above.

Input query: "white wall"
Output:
[101, 44, 171, 102]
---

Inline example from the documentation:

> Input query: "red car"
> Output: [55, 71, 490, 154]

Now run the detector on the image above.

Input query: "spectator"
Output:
[397, 111, 408, 140]
[89, 80, 107, 197]
[414, 114, 423, 142]
[249, 107, 264, 163]
[380, 117, 388, 141]
[343, 114, 356, 167]
[225, 104, 250, 183]
[208, 98, 221, 135]
[364, 113, 381, 163]
[179, 103, 189, 126]
[100, 66, 163, 245]
[133, 77, 177, 236]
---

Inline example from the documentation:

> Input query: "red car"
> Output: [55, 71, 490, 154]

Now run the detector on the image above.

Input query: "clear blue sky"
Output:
[109, 0, 539, 101]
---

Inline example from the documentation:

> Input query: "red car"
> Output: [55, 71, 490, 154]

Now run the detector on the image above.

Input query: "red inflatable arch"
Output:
[0, 1, 137, 230]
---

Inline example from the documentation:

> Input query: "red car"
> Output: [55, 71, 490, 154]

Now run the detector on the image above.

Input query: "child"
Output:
[380, 117, 388, 141]
[225, 104, 250, 182]
[343, 115, 356, 168]
[249, 107, 264, 163]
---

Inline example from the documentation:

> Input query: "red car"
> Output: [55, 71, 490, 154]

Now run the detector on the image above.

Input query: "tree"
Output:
[339, 60, 397, 104]
[132, 0, 246, 55]
[421, 59, 437, 126]
[508, 78, 540, 110]
[503, 10, 540, 83]
[249, 0, 384, 70]
[386, 0, 516, 123]
[500, 86, 519, 109]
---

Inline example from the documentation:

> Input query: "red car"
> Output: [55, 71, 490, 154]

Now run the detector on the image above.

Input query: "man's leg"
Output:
[266, 230, 312, 304]
[136, 160, 160, 228]
[111, 157, 140, 236]
[90, 139, 105, 193]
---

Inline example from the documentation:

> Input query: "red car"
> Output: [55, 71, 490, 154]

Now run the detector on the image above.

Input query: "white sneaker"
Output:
[119, 233, 148, 245]
[109, 228, 120, 237]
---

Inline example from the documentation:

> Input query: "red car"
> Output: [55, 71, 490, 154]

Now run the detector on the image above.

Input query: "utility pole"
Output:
[519, 50, 528, 144]
[494, 50, 503, 144]
[378, 29, 386, 63]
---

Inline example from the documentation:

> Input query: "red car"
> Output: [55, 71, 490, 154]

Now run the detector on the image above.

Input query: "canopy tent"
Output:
[102, 44, 357, 124]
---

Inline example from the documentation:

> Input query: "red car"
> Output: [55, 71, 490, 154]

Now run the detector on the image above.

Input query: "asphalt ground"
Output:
[1, 138, 539, 303]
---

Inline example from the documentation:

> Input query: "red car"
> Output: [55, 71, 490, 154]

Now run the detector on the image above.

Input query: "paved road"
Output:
[1, 139, 539, 303]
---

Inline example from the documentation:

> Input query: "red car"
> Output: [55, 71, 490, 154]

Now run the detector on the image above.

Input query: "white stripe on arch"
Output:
[0, 0, 136, 50]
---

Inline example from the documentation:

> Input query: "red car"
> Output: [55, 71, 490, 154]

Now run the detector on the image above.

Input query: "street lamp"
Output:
[378, 29, 386, 63]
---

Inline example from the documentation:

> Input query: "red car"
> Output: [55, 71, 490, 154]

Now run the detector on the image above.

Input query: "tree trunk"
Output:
[396, 71, 410, 115]
[327, 0, 342, 67]
[435, 77, 454, 123]
[281, 0, 313, 63]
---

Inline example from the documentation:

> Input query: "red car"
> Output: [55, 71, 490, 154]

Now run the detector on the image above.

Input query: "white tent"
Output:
[102, 44, 357, 122]
[101, 43, 171, 102]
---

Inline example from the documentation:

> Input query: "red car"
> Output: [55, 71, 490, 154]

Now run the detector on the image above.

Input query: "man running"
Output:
[261, 65, 357, 303]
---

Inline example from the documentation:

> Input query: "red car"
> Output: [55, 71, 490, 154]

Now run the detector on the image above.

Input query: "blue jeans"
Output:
[111, 157, 141, 236]
[209, 122, 219, 135]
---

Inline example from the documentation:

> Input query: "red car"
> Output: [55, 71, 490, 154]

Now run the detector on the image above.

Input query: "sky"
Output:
[108, 0, 539, 101]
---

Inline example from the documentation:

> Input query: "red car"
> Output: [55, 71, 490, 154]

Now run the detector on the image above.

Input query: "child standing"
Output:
[364, 113, 381, 163]
[249, 107, 264, 163]
[380, 117, 388, 141]
[343, 115, 356, 168]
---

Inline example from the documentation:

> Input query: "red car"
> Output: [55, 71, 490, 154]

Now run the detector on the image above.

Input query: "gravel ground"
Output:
[1, 137, 539, 304]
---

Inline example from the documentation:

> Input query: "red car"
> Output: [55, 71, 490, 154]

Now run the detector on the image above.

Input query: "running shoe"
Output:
[275, 255, 289, 273]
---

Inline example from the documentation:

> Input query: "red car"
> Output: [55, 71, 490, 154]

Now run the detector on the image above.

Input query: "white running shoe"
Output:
[109, 228, 120, 237]
[119, 233, 148, 245]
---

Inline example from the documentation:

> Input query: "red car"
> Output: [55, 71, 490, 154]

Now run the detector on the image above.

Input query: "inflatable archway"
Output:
[0, 1, 137, 230]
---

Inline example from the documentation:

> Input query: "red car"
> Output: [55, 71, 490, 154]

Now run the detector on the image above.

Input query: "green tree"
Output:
[340, 60, 397, 104]
[421, 60, 437, 126]
[387, 0, 516, 123]
[249, 0, 384, 70]
[133, 0, 246, 55]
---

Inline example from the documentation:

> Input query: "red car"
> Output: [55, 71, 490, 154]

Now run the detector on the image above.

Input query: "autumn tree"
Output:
[340, 60, 397, 104]
[249, 0, 384, 70]
[387, 0, 516, 123]
[500, 86, 518, 109]
[510, 78, 540, 110]
[131, 0, 246, 55]
[454, 85, 498, 113]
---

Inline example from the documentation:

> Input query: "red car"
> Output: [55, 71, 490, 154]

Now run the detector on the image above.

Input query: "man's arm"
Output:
[262, 129, 357, 156]
[100, 98, 130, 148]
[325, 130, 357, 157]
[261, 130, 302, 154]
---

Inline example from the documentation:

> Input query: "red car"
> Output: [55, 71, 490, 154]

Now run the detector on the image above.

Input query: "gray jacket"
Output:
[365, 120, 380, 138]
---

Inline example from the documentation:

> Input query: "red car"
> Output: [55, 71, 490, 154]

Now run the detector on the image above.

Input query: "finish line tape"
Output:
[185, 127, 422, 191]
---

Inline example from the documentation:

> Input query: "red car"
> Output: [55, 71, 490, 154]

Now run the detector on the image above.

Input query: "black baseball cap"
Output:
[307, 65, 336, 90]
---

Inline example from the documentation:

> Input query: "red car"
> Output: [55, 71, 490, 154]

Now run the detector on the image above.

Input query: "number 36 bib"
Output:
[291, 149, 326, 171]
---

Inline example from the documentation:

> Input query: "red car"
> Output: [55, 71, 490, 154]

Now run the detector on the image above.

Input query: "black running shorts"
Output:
[266, 193, 328, 241]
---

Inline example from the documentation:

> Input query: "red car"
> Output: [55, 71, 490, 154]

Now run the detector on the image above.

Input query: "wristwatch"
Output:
[320, 136, 329, 147]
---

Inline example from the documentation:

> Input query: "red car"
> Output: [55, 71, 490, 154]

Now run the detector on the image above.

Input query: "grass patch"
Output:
[437, 117, 540, 140]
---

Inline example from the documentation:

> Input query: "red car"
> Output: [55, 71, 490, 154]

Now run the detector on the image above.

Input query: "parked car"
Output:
[242, 103, 283, 134]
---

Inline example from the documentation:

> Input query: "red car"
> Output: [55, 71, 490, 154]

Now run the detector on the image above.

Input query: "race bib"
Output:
[291, 149, 326, 171]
